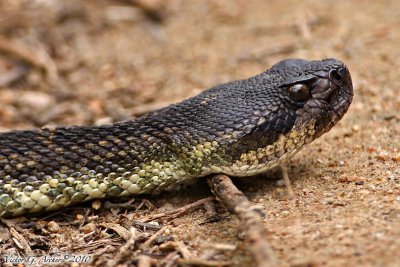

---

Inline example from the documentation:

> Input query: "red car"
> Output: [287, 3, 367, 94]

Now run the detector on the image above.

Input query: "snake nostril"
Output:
[329, 67, 348, 83]
[329, 69, 342, 81]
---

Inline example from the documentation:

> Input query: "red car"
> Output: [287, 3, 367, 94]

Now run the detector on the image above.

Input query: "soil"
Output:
[0, 1, 399, 266]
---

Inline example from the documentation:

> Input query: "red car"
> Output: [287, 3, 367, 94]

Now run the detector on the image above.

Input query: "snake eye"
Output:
[288, 84, 310, 101]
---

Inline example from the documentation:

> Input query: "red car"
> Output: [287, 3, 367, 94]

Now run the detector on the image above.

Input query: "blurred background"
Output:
[0, 0, 398, 130]
[0, 1, 399, 266]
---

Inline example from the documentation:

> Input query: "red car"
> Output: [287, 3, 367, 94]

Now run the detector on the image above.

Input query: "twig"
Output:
[175, 241, 191, 259]
[143, 226, 165, 247]
[176, 258, 231, 266]
[207, 174, 277, 267]
[0, 36, 59, 83]
[159, 241, 191, 259]
[1, 218, 34, 255]
[9, 227, 34, 255]
[141, 196, 214, 222]
[238, 43, 298, 63]
[106, 227, 138, 266]
[132, 221, 163, 231]
[120, 0, 165, 22]
[0, 65, 28, 87]
[135, 199, 155, 211]
[62, 237, 123, 252]
[296, 13, 312, 43]
[104, 198, 136, 209]
[100, 223, 132, 241]
[162, 251, 180, 267]
[280, 164, 294, 196]
[201, 242, 236, 251]
[137, 255, 154, 267]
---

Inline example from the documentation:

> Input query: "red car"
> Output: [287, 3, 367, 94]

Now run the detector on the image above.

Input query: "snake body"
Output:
[0, 58, 353, 217]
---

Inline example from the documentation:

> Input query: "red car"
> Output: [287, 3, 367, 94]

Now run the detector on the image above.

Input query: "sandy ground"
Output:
[0, 0, 399, 266]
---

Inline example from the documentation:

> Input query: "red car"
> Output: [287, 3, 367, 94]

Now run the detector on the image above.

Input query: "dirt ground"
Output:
[0, 0, 399, 266]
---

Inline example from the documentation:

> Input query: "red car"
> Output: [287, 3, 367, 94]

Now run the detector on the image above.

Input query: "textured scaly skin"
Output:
[0, 58, 353, 217]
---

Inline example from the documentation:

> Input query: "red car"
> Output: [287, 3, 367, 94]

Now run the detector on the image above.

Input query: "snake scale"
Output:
[0, 58, 353, 217]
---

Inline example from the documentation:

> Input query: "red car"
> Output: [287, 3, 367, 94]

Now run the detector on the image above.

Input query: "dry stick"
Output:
[0, 65, 28, 87]
[162, 251, 180, 267]
[207, 174, 277, 267]
[296, 14, 312, 44]
[280, 164, 294, 196]
[141, 196, 214, 222]
[1, 218, 34, 255]
[106, 227, 138, 266]
[143, 226, 165, 247]
[9, 227, 34, 255]
[137, 255, 154, 267]
[159, 242, 231, 266]
[0, 36, 59, 83]
[126, 0, 165, 22]
[176, 258, 231, 266]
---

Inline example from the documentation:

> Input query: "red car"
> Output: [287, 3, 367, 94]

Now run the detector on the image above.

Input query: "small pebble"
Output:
[81, 223, 96, 234]
[352, 125, 360, 132]
[276, 179, 285, 187]
[280, 210, 290, 217]
[92, 200, 102, 210]
[19, 91, 54, 110]
[47, 221, 60, 233]
[392, 156, 400, 162]
[322, 198, 334, 205]
[376, 152, 389, 161]
[359, 190, 370, 195]
[95, 117, 113, 126]
[75, 214, 84, 223]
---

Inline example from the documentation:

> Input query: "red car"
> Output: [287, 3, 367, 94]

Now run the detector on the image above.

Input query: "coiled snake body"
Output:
[0, 59, 353, 217]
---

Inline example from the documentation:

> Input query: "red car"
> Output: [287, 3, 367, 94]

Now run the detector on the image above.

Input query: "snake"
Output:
[0, 58, 353, 217]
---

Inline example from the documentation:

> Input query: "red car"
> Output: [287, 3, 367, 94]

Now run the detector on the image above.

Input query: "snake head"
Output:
[214, 58, 353, 169]
[274, 58, 353, 138]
